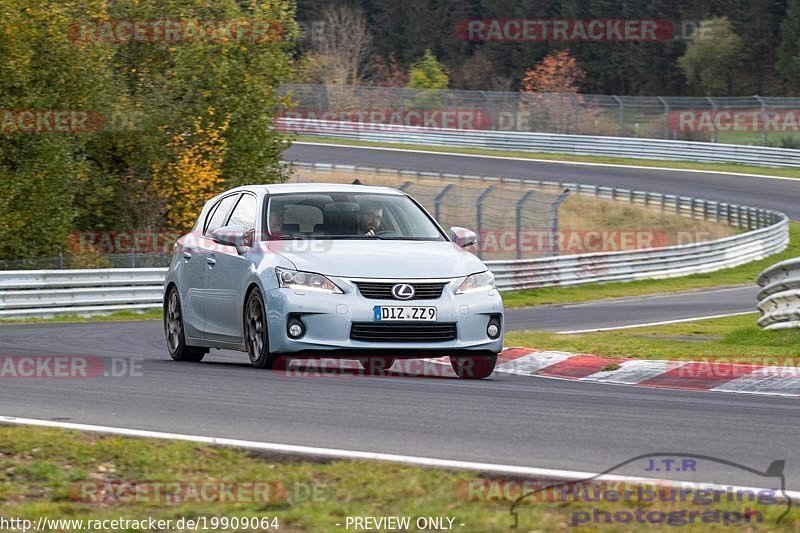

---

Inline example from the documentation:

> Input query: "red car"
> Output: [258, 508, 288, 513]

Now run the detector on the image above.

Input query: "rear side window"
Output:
[204, 194, 240, 235]
[227, 194, 258, 231]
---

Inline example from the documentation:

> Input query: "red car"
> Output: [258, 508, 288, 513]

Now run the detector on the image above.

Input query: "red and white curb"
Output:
[494, 348, 800, 397]
[283, 349, 800, 397]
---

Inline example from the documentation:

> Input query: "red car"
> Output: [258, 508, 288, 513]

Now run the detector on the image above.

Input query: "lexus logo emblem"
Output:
[391, 283, 415, 300]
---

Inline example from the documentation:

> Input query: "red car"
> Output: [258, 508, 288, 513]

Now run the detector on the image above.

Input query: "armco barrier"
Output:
[0, 172, 789, 317]
[278, 117, 800, 168]
[756, 258, 800, 330]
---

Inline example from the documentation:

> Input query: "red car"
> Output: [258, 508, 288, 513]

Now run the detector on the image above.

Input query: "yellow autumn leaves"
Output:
[153, 115, 230, 231]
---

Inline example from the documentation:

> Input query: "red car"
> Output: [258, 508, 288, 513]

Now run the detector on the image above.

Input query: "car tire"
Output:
[450, 354, 497, 379]
[164, 287, 207, 362]
[359, 357, 396, 374]
[244, 288, 289, 370]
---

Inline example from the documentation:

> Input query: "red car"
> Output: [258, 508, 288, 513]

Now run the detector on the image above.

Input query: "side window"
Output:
[227, 194, 257, 231]
[204, 194, 240, 235]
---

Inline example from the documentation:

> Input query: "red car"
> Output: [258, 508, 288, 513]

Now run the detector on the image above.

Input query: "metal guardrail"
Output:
[756, 259, 800, 330]
[0, 167, 788, 317]
[0, 268, 167, 318]
[278, 117, 800, 168]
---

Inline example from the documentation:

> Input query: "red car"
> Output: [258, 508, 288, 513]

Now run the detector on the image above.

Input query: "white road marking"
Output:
[556, 311, 754, 334]
[1, 415, 796, 500]
[292, 141, 800, 182]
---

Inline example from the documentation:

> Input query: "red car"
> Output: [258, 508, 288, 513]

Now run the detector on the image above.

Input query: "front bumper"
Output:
[264, 278, 504, 357]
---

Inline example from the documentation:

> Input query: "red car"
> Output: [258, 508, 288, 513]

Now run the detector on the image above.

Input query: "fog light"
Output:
[287, 318, 305, 339]
[487, 317, 501, 339]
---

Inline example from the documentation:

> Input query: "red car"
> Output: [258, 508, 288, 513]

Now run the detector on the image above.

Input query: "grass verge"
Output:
[0, 309, 162, 325]
[0, 426, 793, 531]
[293, 135, 800, 180]
[501, 222, 799, 308]
[505, 313, 800, 363]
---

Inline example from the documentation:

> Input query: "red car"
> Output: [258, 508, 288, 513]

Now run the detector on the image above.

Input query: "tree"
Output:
[778, 0, 800, 93]
[519, 50, 586, 134]
[304, 4, 373, 86]
[373, 54, 408, 87]
[520, 49, 585, 94]
[407, 50, 449, 90]
[678, 17, 746, 95]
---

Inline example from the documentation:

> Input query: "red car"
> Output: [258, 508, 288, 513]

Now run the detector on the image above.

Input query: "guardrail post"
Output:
[515, 190, 535, 259]
[475, 186, 494, 259]
[549, 189, 571, 256]
[434, 183, 454, 221]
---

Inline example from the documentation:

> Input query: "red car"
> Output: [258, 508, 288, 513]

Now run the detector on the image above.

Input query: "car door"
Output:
[189, 193, 241, 340]
[204, 192, 259, 344]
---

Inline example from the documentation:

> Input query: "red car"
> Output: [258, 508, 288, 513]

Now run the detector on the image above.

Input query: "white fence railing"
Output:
[757, 259, 800, 330]
[279, 117, 800, 168]
[0, 170, 789, 317]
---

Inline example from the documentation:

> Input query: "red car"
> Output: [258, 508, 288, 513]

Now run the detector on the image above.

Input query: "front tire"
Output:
[164, 287, 207, 362]
[244, 288, 289, 370]
[450, 354, 497, 379]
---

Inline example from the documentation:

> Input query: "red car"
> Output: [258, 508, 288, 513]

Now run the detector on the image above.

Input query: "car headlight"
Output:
[276, 267, 343, 294]
[456, 271, 495, 294]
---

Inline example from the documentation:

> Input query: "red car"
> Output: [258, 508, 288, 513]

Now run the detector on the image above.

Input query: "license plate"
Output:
[374, 306, 437, 321]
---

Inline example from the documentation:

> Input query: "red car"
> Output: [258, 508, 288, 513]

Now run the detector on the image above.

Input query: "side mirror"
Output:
[210, 225, 250, 254]
[450, 227, 477, 248]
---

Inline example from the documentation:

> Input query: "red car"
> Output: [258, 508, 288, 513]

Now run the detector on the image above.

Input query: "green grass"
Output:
[294, 135, 800, 179]
[0, 308, 162, 325]
[506, 313, 800, 363]
[0, 426, 793, 532]
[501, 222, 799, 308]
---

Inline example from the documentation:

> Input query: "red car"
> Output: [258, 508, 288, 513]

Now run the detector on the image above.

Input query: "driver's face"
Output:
[359, 208, 383, 232]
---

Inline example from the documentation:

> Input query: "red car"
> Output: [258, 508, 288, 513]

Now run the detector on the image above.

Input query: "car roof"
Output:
[233, 182, 406, 196]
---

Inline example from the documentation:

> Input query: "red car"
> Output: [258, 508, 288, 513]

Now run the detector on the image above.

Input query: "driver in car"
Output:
[357, 202, 383, 236]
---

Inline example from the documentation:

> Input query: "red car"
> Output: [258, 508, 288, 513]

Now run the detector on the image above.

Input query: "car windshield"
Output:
[266, 192, 445, 241]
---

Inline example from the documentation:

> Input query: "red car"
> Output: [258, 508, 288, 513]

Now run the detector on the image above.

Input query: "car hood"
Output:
[268, 240, 487, 279]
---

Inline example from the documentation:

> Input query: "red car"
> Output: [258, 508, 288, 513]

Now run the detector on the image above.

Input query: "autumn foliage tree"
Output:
[520, 50, 586, 134]
[154, 116, 229, 232]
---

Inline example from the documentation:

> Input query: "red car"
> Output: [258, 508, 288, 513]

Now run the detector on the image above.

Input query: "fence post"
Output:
[755, 95, 767, 146]
[568, 93, 579, 133]
[515, 190, 535, 259]
[475, 186, 494, 259]
[658, 96, 669, 139]
[549, 189, 571, 256]
[434, 184, 454, 221]
[707, 97, 718, 143]
[613, 95, 624, 136]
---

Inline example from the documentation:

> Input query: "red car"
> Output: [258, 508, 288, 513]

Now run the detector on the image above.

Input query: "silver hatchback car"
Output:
[163, 183, 504, 379]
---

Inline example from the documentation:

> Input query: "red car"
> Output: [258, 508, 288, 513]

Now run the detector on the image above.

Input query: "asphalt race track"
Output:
[285, 142, 800, 219]
[3, 143, 799, 493]
[1, 319, 799, 490]
[506, 285, 757, 333]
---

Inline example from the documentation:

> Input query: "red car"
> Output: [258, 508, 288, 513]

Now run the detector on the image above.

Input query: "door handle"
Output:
[206, 256, 217, 267]
[183, 251, 192, 261]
